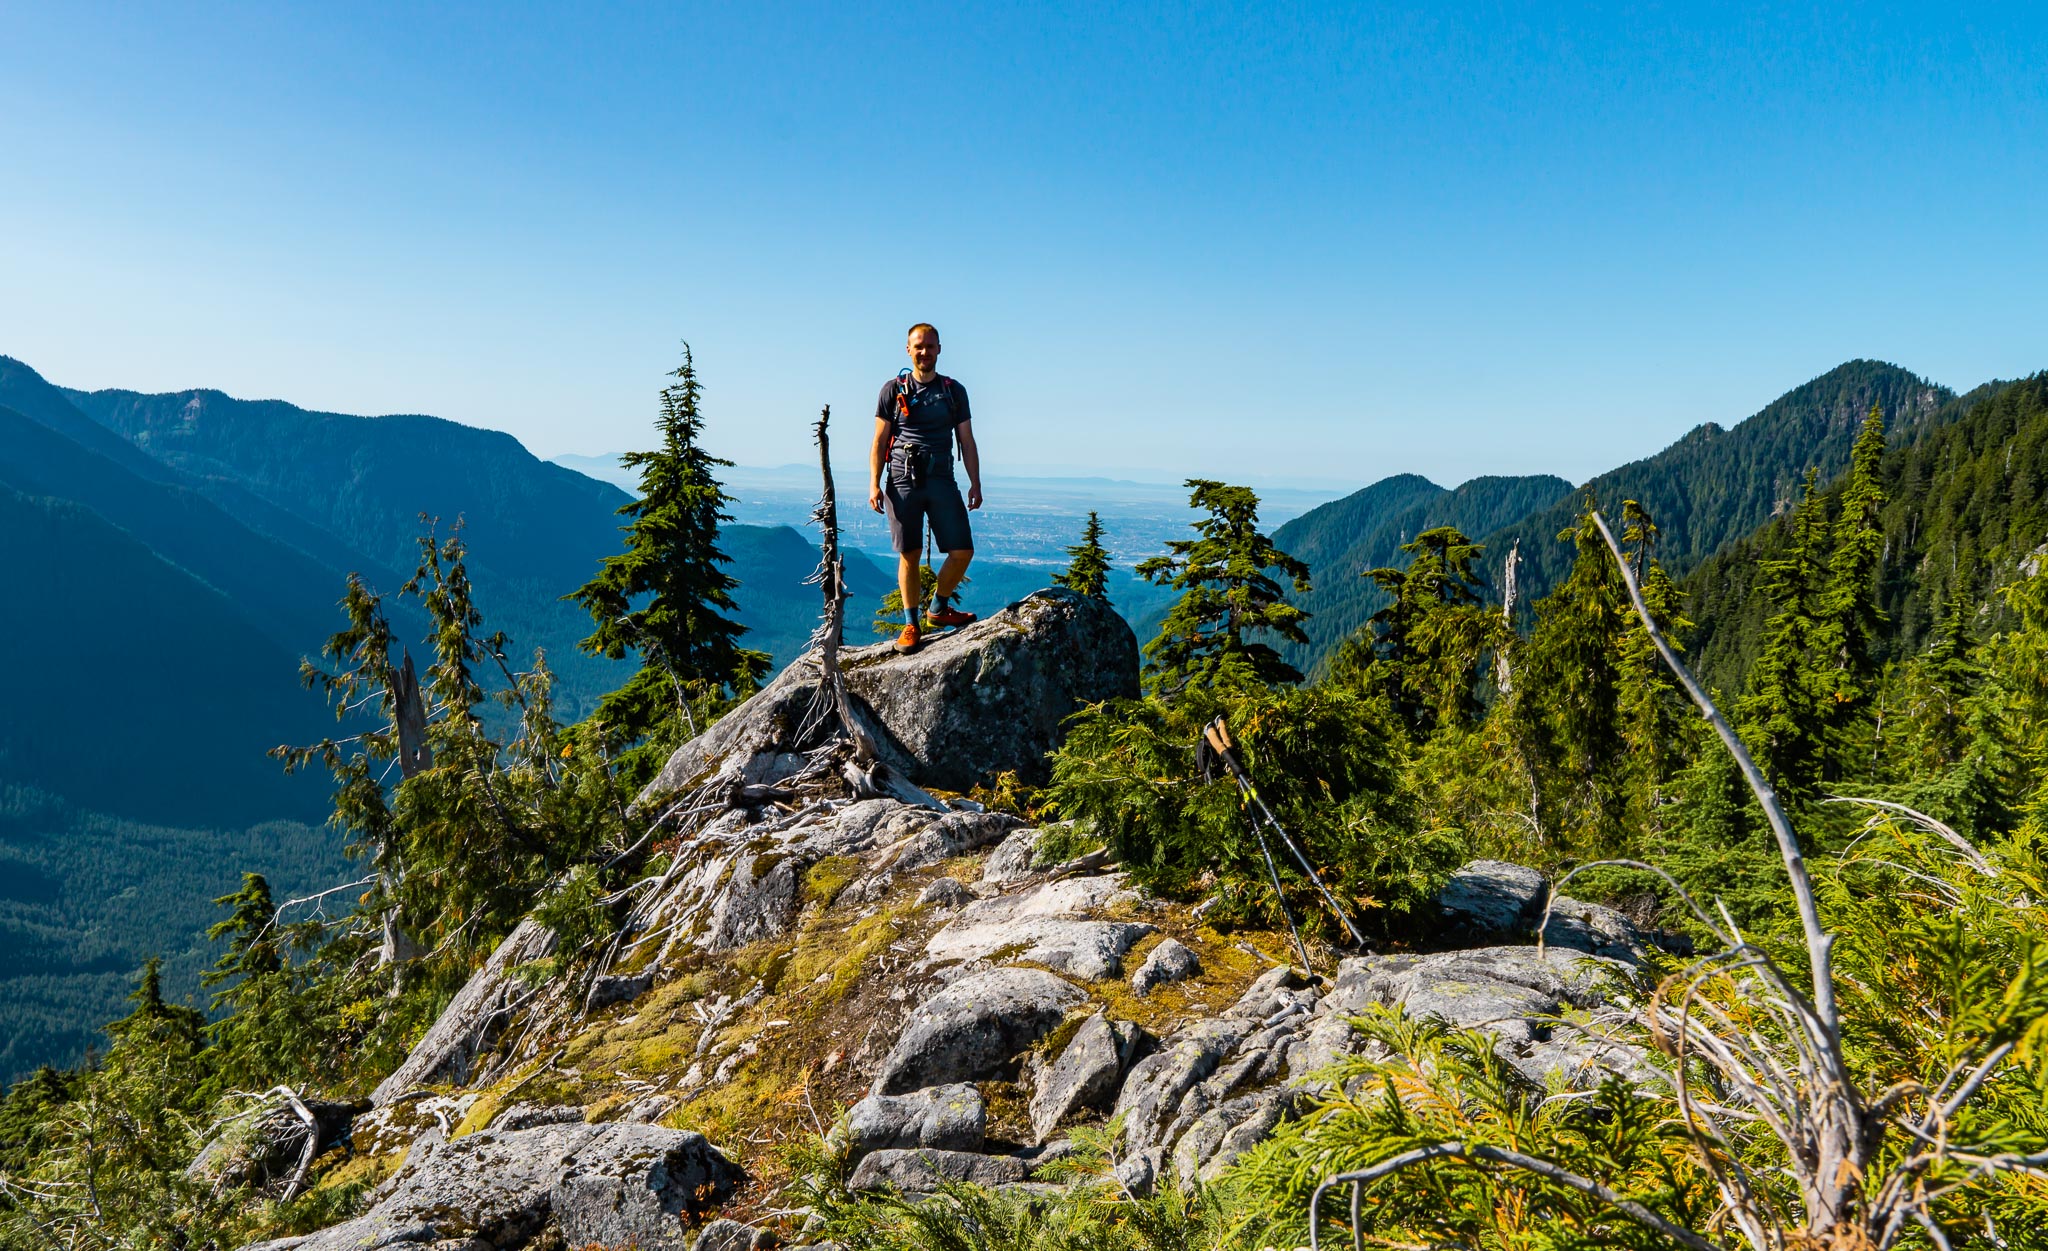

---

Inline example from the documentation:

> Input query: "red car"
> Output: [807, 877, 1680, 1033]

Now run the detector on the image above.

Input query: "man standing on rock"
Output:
[870, 322, 982, 653]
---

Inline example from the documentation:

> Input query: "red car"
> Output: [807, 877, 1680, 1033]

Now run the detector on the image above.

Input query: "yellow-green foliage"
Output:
[802, 856, 863, 907]
[784, 904, 910, 1009]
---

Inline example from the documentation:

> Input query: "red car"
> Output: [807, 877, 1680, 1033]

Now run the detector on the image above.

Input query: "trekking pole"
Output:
[1202, 717, 1371, 951]
[1202, 719, 1315, 975]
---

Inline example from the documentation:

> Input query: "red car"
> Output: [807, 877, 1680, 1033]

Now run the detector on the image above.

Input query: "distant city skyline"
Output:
[5, 4, 2044, 490]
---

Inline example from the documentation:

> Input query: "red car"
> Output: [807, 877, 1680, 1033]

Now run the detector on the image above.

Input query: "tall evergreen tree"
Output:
[1329, 526, 1494, 737]
[202, 873, 282, 1010]
[104, 958, 204, 1050]
[1737, 469, 1835, 797]
[1614, 501, 1691, 836]
[1138, 480, 1311, 696]
[1053, 511, 1112, 601]
[1819, 402, 1889, 733]
[1517, 512, 1631, 846]
[199, 873, 326, 1093]
[570, 345, 768, 757]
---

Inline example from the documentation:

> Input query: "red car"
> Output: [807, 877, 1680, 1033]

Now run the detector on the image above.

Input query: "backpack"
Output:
[889, 370, 964, 461]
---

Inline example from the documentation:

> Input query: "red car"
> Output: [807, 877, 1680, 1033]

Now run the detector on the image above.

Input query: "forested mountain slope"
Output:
[1276, 361, 1957, 675]
[1685, 374, 2048, 698]
[0, 485, 346, 1082]
[0, 356, 895, 1078]
[0, 402, 353, 652]
[1478, 360, 1953, 596]
[64, 383, 631, 597]
[1271, 473, 1573, 674]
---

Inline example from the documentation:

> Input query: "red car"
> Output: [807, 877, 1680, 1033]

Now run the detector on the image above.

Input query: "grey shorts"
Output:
[884, 444, 973, 555]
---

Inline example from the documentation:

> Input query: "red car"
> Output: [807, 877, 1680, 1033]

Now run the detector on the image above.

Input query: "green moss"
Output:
[784, 905, 910, 1008]
[803, 856, 863, 907]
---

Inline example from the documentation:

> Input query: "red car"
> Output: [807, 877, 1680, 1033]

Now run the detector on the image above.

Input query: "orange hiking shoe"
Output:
[893, 622, 921, 653]
[926, 601, 976, 629]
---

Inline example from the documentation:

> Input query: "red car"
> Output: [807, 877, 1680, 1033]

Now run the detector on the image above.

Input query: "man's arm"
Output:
[869, 417, 892, 513]
[957, 420, 983, 510]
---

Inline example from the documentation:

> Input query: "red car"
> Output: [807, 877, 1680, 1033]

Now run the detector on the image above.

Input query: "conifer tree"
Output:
[1137, 480, 1311, 696]
[1516, 512, 1632, 845]
[104, 958, 205, 1051]
[1819, 402, 1889, 729]
[1614, 502, 1691, 834]
[1738, 469, 1836, 797]
[202, 873, 282, 1009]
[1330, 526, 1494, 737]
[199, 873, 330, 1093]
[570, 345, 768, 754]
[1053, 511, 1112, 601]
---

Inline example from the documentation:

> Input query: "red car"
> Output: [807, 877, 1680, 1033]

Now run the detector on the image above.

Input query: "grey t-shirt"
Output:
[876, 373, 972, 452]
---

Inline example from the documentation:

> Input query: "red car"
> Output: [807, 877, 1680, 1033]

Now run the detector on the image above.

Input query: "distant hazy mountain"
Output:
[1271, 473, 1575, 674]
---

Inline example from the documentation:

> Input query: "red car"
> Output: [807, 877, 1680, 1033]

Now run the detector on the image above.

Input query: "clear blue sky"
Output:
[3, 3, 2044, 489]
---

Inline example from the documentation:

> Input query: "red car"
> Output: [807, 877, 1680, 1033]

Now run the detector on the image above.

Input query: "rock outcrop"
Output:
[644, 589, 1138, 796]
[262, 600, 1680, 1246]
[1029, 1012, 1142, 1143]
[835, 1084, 987, 1162]
[244, 1122, 740, 1251]
[872, 968, 1087, 1094]
[371, 918, 558, 1106]
[1435, 857, 1655, 962]
[1130, 937, 1201, 995]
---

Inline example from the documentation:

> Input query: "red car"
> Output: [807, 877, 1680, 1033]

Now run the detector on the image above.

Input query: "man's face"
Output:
[907, 329, 940, 374]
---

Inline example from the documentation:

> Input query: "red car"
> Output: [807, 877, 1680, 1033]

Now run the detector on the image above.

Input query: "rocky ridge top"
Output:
[241, 590, 1664, 1251]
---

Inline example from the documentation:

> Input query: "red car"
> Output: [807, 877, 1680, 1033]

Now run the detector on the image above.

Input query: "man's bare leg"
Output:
[934, 549, 973, 599]
[898, 554, 922, 623]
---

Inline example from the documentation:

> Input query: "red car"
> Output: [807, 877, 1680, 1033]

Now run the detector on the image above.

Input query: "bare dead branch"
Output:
[1309, 1141, 1729, 1251]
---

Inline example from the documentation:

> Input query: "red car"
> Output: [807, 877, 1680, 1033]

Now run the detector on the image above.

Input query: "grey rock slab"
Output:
[273, 1122, 740, 1251]
[1130, 938, 1201, 995]
[1542, 895, 1651, 963]
[490, 1101, 584, 1132]
[883, 811, 1026, 874]
[1323, 947, 1651, 1089]
[550, 1125, 743, 1250]
[1437, 859, 1548, 938]
[694, 1218, 756, 1251]
[642, 589, 1138, 797]
[371, 918, 559, 1106]
[1113, 1148, 1164, 1199]
[792, 800, 926, 858]
[1028, 1012, 1132, 1143]
[836, 1083, 986, 1162]
[925, 876, 1144, 976]
[847, 1148, 1028, 1194]
[1169, 1089, 1296, 1184]
[701, 848, 802, 953]
[1113, 1019, 1253, 1155]
[917, 876, 976, 910]
[588, 970, 657, 1010]
[980, 828, 1042, 886]
[1025, 920, 1156, 980]
[872, 967, 1087, 1094]
[1224, 963, 1316, 1021]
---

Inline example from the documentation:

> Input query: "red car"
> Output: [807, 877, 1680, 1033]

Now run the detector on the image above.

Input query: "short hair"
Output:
[906, 322, 940, 343]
